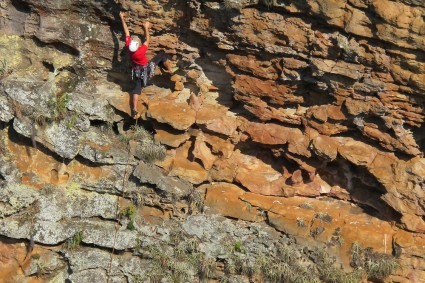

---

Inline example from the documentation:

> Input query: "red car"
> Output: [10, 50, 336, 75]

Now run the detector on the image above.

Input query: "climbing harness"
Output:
[132, 61, 157, 87]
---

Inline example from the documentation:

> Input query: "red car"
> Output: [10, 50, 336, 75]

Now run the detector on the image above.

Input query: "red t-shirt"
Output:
[125, 35, 148, 66]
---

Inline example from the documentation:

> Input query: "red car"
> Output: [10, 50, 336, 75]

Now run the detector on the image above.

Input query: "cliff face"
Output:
[0, 0, 424, 282]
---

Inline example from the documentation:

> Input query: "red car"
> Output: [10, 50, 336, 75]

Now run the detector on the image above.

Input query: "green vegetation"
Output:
[127, 220, 136, 231]
[121, 204, 137, 219]
[48, 93, 69, 121]
[234, 241, 243, 252]
[365, 254, 399, 280]
[117, 125, 167, 162]
[121, 204, 137, 231]
[131, 222, 388, 283]
[135, 227, 212, 282]
[66, 112, 79, 129]
[33, 98, 78, 130]
[64, 230, 84, 250]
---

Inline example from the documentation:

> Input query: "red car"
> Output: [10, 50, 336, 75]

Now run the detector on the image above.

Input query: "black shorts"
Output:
[132, 50, 169, 95]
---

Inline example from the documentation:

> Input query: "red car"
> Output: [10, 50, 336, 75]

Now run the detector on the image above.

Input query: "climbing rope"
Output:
[107, 118, 139, 282]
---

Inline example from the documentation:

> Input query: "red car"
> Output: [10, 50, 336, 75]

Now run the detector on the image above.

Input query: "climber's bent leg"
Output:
[151, 50, 176, 73]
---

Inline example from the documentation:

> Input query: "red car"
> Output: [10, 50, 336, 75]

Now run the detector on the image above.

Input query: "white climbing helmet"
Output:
[129, 40, 139, 52]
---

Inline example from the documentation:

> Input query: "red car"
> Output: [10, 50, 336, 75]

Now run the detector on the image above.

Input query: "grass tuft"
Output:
[350, 242, 399, 281]
[48, 93, 69, 121]
[299, 202, 314, 210]
[186, 188, 204, 214]
[139, 143, 166, 163]
[315, 212, 333, 223]
[297, 217, 306, 227]
[120, 204, 137, 230]
[64, 230, 83, 250]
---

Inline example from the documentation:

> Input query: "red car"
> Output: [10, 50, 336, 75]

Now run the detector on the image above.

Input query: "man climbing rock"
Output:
[119, 11, 178, 118]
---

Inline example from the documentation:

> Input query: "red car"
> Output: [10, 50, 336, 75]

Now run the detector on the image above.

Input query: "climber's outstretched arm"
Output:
[120, 11, 130, 37]
[143, 21, 150, 48]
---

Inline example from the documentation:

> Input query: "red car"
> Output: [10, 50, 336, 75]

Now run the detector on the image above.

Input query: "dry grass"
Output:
[0, 58, 10, 80]
[350, 242, 399, 281]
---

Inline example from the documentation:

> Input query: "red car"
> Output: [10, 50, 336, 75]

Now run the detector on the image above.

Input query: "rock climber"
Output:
[119, 11, 178, 118]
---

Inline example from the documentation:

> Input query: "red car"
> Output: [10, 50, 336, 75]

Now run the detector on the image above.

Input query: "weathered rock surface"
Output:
[0, 0, 424, 282]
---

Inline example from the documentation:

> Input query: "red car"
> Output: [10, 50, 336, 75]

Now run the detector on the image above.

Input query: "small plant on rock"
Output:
[329, 227, 344, 247]
[139, 143, 166, 163]
[118, 133, 131, 145]
[120, 204, 137, 231]
[311, 226, 325, 239]
[66, 112, 79, 129]
[297, 217, 306, 227]
[234, 241, 243, 252]
[312, 247, 355, 283]
[365, 253, 398, 280]
[196, 254, 217, 282]
[299, 202, 314, 210]
[276, 244, 296, 263]
[131, 125, 151, 141]
[130, 125, 167, 163]
[350, 243, 399, 281]
[315, 212, 333, 223]
[186, 188, 204, 214]
[48, 93, 69, 121]
[64, 230, 83, 250]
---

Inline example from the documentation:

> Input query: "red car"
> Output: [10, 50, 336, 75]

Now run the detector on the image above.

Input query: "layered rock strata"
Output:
[0, 0, 424, 282]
